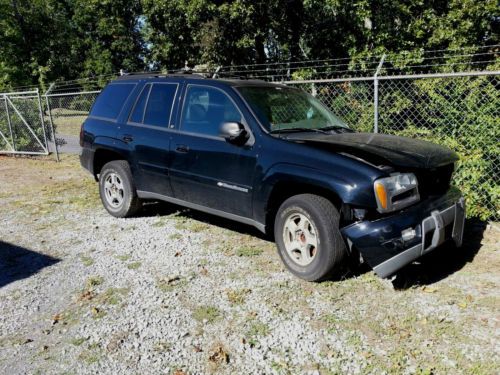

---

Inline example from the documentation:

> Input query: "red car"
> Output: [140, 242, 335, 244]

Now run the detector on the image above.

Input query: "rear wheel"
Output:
[274, 194, 347, 281]
[99, 160, 141, 218]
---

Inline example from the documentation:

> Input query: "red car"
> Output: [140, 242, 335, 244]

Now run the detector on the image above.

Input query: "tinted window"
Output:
[129, 84, 151, 123]
[143, 83, 178, 127]
[90, 83, 135, 119]
[181, 86, 242, 137]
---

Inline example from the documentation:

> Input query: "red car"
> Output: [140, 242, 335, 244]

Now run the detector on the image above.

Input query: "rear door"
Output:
[169, 83, 258, 218]
[119, 81, 180, 196]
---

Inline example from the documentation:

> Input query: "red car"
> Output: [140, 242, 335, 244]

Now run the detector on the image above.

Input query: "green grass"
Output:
[235, 246, 263, 257]
[246, 321, 270, 346]
[226, 288, 251, 305]
[80, 255, 94, 267]
[157, 276, 187, 292]
[85, 276, 103, 288]
[126, 261, 142, 270]
[98, 288, 129, 305]
[192, 306, 221, 323]
[115, 254, 131, 262]
[70, 337, 87, 346]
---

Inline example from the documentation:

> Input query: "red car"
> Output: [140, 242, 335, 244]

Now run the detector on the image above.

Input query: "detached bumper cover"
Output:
[341, 187, 465, 278]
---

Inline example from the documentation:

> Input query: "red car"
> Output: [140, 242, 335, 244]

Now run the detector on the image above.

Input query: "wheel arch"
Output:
[93, 148, 128, 180]
[263, 179, 345, 237]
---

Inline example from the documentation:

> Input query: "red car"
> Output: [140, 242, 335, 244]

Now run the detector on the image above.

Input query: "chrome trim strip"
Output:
[136, 190, 265, 232]
[217, 182, 249, 193]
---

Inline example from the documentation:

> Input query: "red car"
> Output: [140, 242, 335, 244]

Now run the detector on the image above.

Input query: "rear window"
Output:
[90, 83, 136, 120]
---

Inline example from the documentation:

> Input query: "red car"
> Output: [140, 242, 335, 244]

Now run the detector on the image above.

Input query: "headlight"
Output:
[374, 173, 420, 213]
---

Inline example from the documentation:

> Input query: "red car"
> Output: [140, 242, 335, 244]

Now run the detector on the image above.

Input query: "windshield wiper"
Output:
[269, 127, 327, 134]
[318, 125, 353, 133]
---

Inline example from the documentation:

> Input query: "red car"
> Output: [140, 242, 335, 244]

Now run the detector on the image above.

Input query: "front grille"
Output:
[415, 163, 454, 199]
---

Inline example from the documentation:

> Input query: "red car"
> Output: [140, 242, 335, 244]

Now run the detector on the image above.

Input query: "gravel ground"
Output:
[0, 155, 499, 375]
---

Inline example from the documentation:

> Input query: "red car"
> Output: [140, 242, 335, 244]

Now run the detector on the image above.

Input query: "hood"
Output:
[287, 132, 458, 169]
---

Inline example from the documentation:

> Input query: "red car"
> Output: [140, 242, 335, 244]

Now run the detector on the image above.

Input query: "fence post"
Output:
[36, 88, 49, 155]
[44, 83, 59, 161]
[373, 54, 386, 133]
[4, 96, 16, 151]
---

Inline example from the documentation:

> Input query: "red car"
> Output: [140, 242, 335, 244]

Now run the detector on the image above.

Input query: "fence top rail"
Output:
[44, 90, 102, 98]
[284, 70, 500, 84]
[0, 89, 39, 96]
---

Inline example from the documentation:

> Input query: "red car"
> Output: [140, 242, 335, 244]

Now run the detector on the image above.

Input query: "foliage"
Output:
[1, 0, 498, 88]
[377, 72, 499, 220]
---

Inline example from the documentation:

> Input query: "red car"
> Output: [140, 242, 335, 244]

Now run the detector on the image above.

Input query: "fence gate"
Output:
[0, 89, 49, 155]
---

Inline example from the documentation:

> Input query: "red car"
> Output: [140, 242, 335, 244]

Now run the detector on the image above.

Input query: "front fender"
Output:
[254, 162, 378, 223]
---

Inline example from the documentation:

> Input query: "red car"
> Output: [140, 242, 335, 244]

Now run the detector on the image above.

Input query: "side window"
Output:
[181, 86, 243, 137]
[129, 84, 151, 123]
[143, 83, 178, 127]
[90, 83, 135, 119]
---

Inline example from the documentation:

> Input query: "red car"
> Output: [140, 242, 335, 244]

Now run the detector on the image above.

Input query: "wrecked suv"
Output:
[80, 74, 465, 281]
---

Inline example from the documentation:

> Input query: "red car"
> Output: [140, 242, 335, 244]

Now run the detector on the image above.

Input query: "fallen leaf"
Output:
[52, 314, 61, 325]
[208, 345, 229, 364]
[78, 290, 95, 302]
[458, 302, 467, 309]
[422, 286, 437, 293]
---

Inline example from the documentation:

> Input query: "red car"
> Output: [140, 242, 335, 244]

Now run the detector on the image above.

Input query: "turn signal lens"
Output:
[374, 182, 388, 209]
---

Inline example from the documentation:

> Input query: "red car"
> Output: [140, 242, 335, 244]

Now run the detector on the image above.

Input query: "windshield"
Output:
[237, 86, 349, 133]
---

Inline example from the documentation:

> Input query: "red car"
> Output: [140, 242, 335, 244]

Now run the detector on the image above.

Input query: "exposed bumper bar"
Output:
[341, 188, 465, 278]
[373, 197, 465, 278]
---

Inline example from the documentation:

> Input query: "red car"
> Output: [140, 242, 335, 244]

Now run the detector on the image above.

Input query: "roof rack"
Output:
[116, 71, 210, 80]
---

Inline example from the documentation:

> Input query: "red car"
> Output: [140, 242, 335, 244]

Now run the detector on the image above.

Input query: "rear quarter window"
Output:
[90, 83, 136, 120]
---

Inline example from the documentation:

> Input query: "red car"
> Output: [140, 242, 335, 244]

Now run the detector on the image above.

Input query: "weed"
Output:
[226, 288, 251, 305]
[157, 276, 187, 292]
[80, 255, 94, 267]
[235, 246, 263, 257]
[126, 261, 142, 270]
[192, 306, 220, 323]
[98, 288, 129, 305]
[115, 254, 131, 262]
[70, 337, 87, 346]
[85, 276, 103, 289]
[246, 321, 270, 346]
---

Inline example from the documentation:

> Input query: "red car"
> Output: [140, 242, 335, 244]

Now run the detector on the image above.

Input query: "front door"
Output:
[169, 84, 257, 218]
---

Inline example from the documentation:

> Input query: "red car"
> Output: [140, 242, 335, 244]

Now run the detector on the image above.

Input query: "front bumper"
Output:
[341, 187, 465, 278]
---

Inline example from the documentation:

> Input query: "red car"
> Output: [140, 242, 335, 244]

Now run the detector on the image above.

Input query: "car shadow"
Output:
[0, 241, 60, 289]
[390, 219, 486, 290]
[137, 201, 270, 241]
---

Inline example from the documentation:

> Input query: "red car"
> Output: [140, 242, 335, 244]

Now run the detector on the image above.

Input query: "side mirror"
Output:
[220, 122, 249, 145]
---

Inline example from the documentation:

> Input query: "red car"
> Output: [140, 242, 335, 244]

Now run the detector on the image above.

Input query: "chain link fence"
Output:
[45, 91, 101, 156]
[0, 90, 49, 155]
[286, 71, 500, 220]
[3, 69, 497, 221]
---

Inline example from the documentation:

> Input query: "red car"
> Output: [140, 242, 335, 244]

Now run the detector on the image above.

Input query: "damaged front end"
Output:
[341, 187, 465, 278]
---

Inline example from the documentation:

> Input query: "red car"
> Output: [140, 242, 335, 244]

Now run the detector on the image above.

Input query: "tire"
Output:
[98, 160, 142, 218]
[274, 194, 347, 281]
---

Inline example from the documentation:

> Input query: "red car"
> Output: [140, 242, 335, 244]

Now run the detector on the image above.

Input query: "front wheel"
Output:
[274, 194, 347, 281]
[99, 160, 142, 218]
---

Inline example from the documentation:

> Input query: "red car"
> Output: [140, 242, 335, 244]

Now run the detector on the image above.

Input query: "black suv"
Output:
[80, 74, 465, 281]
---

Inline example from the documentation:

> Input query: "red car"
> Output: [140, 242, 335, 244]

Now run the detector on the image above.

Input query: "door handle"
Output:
[122, 135, 134, 143]
[175, 144, 189, 153]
